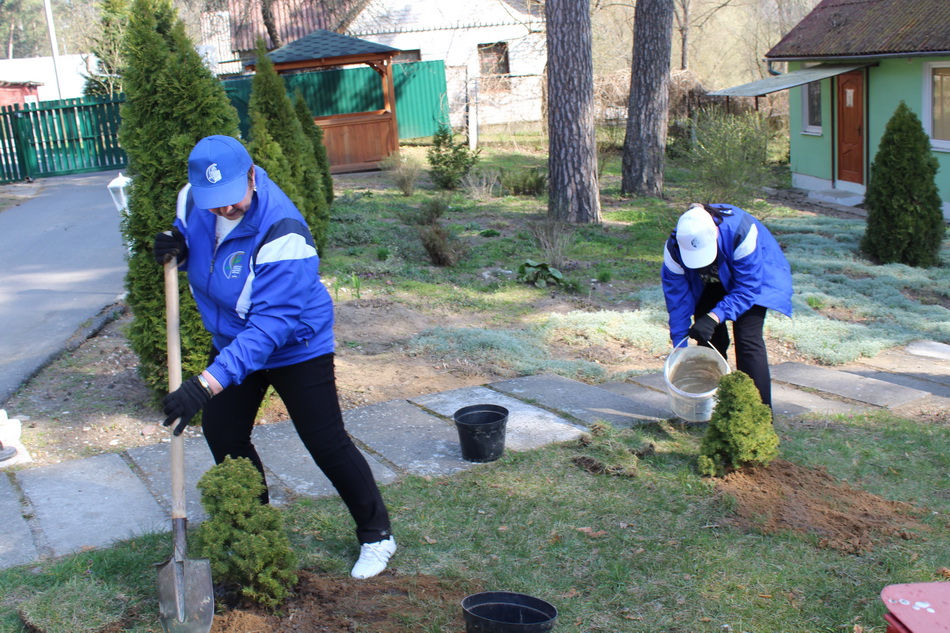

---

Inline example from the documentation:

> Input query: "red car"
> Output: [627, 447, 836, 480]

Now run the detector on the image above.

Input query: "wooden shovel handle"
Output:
[164, 257, 186, 521]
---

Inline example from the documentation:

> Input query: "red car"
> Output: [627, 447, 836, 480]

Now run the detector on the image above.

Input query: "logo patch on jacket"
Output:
[223, 251, 245, 279]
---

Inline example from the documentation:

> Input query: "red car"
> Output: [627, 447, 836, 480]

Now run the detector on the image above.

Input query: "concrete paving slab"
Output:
[343, 400, 474, 476]
[771, 383, 870, 417]
[905, 340, 950, 361]
[626, 372, 668, 393]
[126, 438, 217, 522]
[835, 368, 950, 399]
[595, 379, 673, 420]
[410, 386, 586, 451]
[252, 422, 398, 498]
[848, 349, 950, 389]
[771, 362, 930, 408]
[16, 453, 166, 557]
[0, 475, 38, 568]
[489, 374, 657, 427]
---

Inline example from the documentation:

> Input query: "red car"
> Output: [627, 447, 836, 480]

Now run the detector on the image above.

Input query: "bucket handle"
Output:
[674, 335, 729, 366]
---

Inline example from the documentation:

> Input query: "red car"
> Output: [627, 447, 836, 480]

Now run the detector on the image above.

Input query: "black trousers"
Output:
[201, 352, 391, 544]
[695, 285, 772, 409]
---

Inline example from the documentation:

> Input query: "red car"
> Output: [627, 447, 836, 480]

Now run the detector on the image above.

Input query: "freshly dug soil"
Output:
[208, 572, 475, 633]
[715, 459, 926, 554]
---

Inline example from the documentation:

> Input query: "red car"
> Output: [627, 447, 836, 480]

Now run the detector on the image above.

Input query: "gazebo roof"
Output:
[265, 29, 399, 68]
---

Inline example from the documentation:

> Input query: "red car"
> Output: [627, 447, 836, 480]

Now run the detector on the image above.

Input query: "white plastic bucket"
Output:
[663, 340, 731, 422]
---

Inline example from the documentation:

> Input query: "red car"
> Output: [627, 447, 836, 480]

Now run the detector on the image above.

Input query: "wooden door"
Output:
[837, 70, 864, 185]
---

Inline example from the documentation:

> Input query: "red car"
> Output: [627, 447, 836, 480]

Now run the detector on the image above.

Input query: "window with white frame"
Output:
[924, 62, 950, 151]
[802, 80, 822, 134]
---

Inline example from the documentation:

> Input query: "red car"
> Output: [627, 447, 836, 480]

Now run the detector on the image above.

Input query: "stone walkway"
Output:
[1, 340, 948, 571]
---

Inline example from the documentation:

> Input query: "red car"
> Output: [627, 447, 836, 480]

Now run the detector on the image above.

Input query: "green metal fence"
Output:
[0, 95, 126, 183]
[223, 59, 449, 141]
[0, 60, 447, 184]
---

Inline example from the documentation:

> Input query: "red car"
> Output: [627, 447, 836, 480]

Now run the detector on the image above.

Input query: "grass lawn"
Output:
[0, 146, 948, 633]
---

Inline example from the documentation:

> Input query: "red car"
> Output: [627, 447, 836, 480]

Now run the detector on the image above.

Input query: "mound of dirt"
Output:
[715, 459, 926, 554]
[209, 572, 475, 633]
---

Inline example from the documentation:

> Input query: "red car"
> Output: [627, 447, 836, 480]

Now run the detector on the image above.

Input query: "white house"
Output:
[346, 0, 546, 133]
[0, 55, 91, 102]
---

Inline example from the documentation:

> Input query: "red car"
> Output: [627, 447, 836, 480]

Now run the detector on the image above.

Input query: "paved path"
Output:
[1, 341, 948, 571]
[0, 172, 127, 403]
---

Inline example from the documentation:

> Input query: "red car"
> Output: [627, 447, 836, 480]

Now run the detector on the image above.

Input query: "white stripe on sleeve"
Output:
[734, 223, 758, 260]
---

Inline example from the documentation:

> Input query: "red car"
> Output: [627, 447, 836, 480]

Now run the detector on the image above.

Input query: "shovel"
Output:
[156, 256, 215, 633]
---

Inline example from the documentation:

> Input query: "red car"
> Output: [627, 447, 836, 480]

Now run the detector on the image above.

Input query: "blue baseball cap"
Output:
[187, 135, 252, 209]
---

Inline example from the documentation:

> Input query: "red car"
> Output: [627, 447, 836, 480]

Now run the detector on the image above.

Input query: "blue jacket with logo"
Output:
[173, 167, 333, 390]
[661, 204, 793, 346]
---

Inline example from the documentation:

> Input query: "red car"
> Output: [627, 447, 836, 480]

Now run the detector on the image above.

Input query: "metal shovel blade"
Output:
[156, 555, 214, 633]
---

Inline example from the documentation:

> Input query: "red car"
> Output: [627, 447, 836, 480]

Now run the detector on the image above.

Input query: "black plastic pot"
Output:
[462, 591, 558, 633]
[453, 404, 508, 463]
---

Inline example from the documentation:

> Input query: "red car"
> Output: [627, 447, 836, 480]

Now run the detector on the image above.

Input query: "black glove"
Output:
[162, 376, 212, 436]
[688, 313, 718, 343]
[153, 229, 187, 265]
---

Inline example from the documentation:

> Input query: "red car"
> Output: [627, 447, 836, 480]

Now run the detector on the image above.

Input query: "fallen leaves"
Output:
[575, 526, 608, 538]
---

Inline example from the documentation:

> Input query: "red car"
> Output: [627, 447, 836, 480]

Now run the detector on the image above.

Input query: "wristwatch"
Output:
[196, 374, 214, 398]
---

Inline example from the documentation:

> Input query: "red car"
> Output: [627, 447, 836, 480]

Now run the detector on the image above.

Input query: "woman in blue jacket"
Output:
[661, 203, 793, 410]
[154, 135, 395, 579]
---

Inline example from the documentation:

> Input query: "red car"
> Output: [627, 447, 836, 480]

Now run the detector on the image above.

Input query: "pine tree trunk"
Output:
[261, 0, 282, 48]
[621, 0, 674, 198]
[545, 0, 601, 224]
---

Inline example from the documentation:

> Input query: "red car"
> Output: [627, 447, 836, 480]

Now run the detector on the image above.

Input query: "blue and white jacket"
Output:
[173, 167, 333, 390]
[661, 204, 793, 346]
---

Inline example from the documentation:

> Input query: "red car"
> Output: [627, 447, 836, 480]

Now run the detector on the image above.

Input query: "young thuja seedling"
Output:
[697, 371, 779, 477]
[194, 456, 298, 609]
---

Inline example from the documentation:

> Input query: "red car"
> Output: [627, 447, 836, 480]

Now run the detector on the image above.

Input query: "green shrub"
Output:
[517, 259, 564, 288]
[687, 108, 770, 207]
[380, 151, 424, 196]
[194, 457, 298, 609]
[418, 223, 465, 266]
[698, 371, 779, 477]
[402, 196, 450, 225]
[501, 167, 547, 196]
[860, 101, 945, 268]
[426, 124, 480, 189]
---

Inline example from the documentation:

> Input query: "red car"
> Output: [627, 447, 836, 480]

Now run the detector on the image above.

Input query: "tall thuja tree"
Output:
[83, 0, 129, 97]
[119, 0, 240, 396]
[861, 101, 945, 267]
[248, 111, 297, 202]
[248, 40, 329, 252]
[293, 91, 334, 206]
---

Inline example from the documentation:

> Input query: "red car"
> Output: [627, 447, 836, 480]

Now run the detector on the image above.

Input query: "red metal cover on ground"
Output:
[881, 583, 950, 633]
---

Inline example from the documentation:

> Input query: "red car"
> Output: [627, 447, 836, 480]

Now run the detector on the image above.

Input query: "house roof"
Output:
[767, 0, 950, 60]
[229, 0, 370, 52]
[264, 29, 399, 66]
[709, 62, 871, 97]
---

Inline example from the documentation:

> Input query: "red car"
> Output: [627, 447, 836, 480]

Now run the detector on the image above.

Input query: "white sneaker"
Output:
[350, 536, 397, 579]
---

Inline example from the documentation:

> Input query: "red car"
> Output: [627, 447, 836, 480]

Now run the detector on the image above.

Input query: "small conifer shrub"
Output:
[861, 101, 945, 268]
[426, 124, 480, 189]
[194, 457, 297, 609]
[697, 371, 779, 477]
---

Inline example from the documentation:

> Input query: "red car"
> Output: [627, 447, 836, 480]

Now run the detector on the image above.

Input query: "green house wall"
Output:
[788, 56, 950, 208]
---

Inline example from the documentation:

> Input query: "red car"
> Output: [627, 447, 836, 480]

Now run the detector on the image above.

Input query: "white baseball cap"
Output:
[676, 205, 718, 269]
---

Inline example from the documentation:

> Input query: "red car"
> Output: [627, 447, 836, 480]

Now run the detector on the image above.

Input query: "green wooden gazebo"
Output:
[250, 30, 401, 173]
